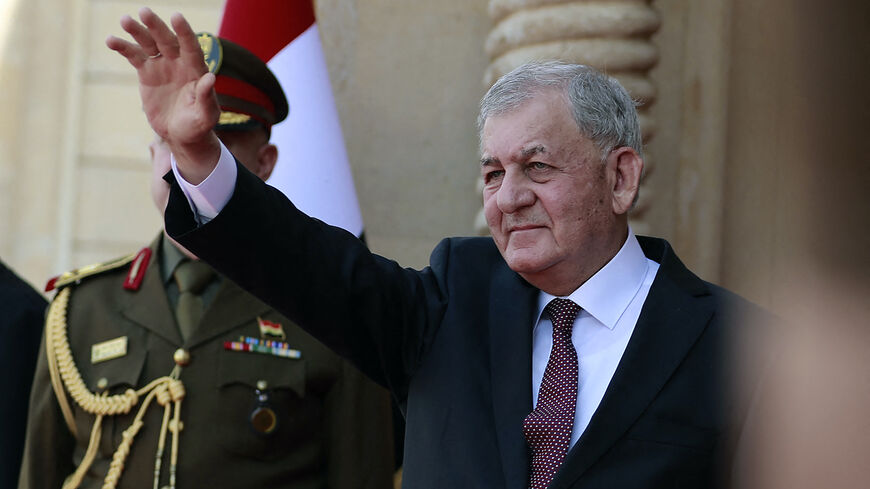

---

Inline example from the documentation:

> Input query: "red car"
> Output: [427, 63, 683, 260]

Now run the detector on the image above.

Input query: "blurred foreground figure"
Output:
[19, 33, 393, 489]
[731, 281, 870, 489]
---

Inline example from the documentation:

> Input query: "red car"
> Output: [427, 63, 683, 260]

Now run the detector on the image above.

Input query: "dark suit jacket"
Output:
[165, 163, 763, 489]
[0, 260, 46, 489]
[18, 238, 394, 489]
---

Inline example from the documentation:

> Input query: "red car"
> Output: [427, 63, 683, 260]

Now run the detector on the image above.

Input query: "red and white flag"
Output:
[218, 0, 364, 237]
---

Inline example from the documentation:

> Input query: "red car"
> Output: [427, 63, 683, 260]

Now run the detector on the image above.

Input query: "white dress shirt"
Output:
[173, 143, 661, 451]
[533, 231, 659, 449]
[170, 142, 237, 224]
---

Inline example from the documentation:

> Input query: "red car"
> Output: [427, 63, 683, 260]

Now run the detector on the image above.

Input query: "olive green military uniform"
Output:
[19, 236, 394, 489]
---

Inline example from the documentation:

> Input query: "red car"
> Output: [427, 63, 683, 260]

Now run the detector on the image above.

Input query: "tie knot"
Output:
[545, 298, 581, 333]
[173, 260, 214, 294]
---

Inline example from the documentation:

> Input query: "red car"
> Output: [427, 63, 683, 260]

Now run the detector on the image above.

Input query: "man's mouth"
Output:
[508, 224, 542, 233]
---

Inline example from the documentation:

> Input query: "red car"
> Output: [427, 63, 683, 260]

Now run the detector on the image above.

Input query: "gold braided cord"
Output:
[153, 386, 172, 489]
[48, 287, 139, 416]
[46, 285, 187, 489]
[170, 397, 184, 488]
[61, 412, 104, 489]
[103, 379, 185, 489]
[101, 389, 156, 489]
[46, 288, 78, 437]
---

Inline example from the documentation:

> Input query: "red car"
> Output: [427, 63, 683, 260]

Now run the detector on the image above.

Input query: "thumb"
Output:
[195, 71, 216, 98]
[195, 72, 219, 120]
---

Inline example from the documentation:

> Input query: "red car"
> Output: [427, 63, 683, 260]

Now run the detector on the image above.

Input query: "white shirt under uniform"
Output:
[171, 143, 660, 451]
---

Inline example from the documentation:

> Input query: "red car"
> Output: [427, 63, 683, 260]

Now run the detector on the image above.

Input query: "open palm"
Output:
[107, 8, 219, 147]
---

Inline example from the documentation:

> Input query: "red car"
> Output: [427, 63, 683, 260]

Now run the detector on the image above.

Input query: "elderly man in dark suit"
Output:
[108, 9, 763, 488]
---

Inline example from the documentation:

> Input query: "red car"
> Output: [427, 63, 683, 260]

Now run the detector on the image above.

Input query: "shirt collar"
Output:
[536, 229, 649, 330]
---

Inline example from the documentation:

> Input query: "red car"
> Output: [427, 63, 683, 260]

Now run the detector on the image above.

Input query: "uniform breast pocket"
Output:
[215, 349, 321, 461]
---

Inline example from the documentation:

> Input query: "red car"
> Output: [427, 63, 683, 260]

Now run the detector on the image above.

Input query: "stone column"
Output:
[477, 0, 660, 234]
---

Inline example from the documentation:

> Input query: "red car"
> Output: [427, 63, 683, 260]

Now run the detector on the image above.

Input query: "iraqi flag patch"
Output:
[258, 317, 286, 340]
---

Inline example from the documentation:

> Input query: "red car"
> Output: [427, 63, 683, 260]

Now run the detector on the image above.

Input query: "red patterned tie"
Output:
[524, 298, 581, 489]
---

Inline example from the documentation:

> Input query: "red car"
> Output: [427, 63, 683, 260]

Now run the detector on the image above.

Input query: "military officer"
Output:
[18, 34, 394, 489]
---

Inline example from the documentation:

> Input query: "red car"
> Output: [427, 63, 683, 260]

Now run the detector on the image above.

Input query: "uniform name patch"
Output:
[91, 336, 128, 364]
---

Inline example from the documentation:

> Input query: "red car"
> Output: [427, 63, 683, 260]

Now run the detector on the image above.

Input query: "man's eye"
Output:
[484, 170, 505, 183]
[529, 162, 549, 170]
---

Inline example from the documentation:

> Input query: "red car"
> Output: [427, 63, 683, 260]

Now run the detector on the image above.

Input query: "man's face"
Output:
[480, 90, 623, 293]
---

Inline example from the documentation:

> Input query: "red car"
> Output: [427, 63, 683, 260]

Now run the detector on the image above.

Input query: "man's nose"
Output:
[496, 172, 535, 214]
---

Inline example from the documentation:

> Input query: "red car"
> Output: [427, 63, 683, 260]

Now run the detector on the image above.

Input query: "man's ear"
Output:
[608, 147, 643, 215]
[255, 143, 278, 181]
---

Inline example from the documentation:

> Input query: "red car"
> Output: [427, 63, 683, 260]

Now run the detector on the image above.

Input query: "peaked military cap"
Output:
[197, 32, 289, 131]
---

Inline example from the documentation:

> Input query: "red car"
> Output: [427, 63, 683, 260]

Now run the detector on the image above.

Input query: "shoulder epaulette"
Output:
[45, 249, 146, 292]
[123, 248, 152, 291]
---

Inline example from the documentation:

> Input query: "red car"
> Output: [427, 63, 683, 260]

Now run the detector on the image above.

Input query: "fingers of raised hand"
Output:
[171, 13, 205, 70]
[107, 11, 164, 68]
[139, 7, 180, 59]
[121, 14, 160, 58]
[106, 35, 148, 68]
[108, 8, 207, 75]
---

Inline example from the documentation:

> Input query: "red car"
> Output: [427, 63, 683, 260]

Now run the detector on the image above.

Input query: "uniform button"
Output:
[256, 380, 268, 390]
[96, 377, 108, 390]
[173, 348, 191, 366]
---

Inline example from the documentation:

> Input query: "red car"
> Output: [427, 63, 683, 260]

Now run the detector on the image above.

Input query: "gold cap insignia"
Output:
[197, 32, 223, 74]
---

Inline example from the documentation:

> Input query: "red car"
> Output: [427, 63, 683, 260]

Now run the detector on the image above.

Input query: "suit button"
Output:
[173, 348, 191, 366]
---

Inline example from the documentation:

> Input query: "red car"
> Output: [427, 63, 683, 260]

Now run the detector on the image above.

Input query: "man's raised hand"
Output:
[107, 8, 221, 183]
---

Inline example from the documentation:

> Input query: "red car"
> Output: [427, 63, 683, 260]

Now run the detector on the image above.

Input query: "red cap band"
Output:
[215, 75, 276, 121]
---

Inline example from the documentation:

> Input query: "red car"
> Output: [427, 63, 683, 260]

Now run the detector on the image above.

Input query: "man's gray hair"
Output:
[478, 61, 643, 158]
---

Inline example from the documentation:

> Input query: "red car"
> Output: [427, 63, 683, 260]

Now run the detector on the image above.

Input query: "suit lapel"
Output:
[488, 261, 538, 489]
[186, 277, 271, 348]
[552, 238, 714, 488]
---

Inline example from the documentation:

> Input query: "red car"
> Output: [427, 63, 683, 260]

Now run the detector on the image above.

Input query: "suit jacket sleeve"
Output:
[164, 161, 450, 401]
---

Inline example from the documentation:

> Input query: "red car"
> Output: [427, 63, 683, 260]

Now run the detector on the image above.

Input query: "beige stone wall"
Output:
[1, 0, 74, 291]
[1, 0, 223, 291]
[644, 0, 733, 283]
[315, 0, 491, 268]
